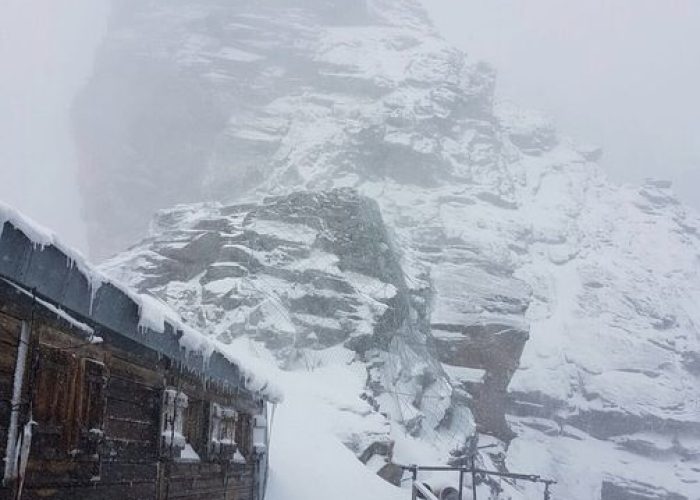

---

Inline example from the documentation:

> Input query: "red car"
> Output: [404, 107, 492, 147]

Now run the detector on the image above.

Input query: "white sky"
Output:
[422, 0, 700, 208]
[0, 0, 108, 254]
[0, 1, 698, 258]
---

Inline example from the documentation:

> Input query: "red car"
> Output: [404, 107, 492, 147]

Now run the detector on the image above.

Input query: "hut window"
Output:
[161, 389, 188, 458]
[209, 403, 237, 459]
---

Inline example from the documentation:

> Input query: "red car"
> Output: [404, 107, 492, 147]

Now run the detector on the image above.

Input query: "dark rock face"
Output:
[109, 189, 410, 353]
[433, 324, 529, 441]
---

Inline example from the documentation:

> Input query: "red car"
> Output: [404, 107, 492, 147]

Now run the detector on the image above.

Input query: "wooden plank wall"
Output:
[162, 462, 254, 500]
[103, 359, 162, 465]
[13, 322, 159, 500]
[0, 306, 260, 500]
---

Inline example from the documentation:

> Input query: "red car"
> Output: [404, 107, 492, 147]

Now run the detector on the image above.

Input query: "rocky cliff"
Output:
[102, 188, 473, 484]
[80, 0, 700, 498]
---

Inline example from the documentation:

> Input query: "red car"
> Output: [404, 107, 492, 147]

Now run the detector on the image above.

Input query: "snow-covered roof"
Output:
[0, 202, 282, 403]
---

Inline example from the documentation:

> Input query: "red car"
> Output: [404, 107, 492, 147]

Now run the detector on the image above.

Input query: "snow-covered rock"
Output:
[81, 0, 700, 498]
[102, 188, 470, 477]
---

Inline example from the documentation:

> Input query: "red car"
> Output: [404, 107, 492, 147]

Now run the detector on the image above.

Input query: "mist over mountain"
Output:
[425, 0, 700, 212]
[71, 1, 700, 499]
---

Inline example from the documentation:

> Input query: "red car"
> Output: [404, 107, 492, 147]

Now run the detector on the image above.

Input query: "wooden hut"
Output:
[0, 208, 282, 500]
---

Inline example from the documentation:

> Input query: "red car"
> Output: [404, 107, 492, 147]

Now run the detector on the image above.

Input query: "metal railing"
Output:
[401, 464, 556, 500]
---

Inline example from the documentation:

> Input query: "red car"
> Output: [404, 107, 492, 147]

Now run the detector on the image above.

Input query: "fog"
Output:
[0, 0, 698, 257]
[424, 0, 700, 209]
[0, 0, 109, 254]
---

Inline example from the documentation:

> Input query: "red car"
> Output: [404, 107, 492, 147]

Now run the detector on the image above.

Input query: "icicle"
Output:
[16, 415, 36, 498]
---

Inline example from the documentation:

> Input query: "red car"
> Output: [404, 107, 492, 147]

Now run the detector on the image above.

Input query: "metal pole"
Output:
[411, 466, 418, 500]
[471, 457, 477, 500]
[458, 470, 464, 500]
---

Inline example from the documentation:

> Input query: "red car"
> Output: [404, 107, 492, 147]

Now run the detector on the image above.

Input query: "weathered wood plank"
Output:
[30, 430, 68, 461]
[165, 479, 253, 500]
[107, 394, 158, 422]
[0, 311, 21, 337]
[24, 459, 100, 487]
[21, 481, 157, 500]
[0, 340, 18, 357]
[0, 428, 7, 457]
[166, 474, 227, 488]
[100, 462, 159, 483]
[0, 354, 17, 377]
[107, 375, 160, 408]
[34, 324, 104, 359]
[0, 313, 20, 398]
[109, 355, 164, 388]
[168, 462, 223, 475]
[102, 437, 158, 463]
[105, 416, 157, 442]
[160, 463, 255, 500]
[0, 378, 13, 402]
[166, 489, 228, 500]
[0, 373, 13, 458]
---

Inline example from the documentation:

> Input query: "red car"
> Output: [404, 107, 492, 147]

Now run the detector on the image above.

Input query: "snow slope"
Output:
[260, 345, 406, 500]
[83, 0, 700, 498]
